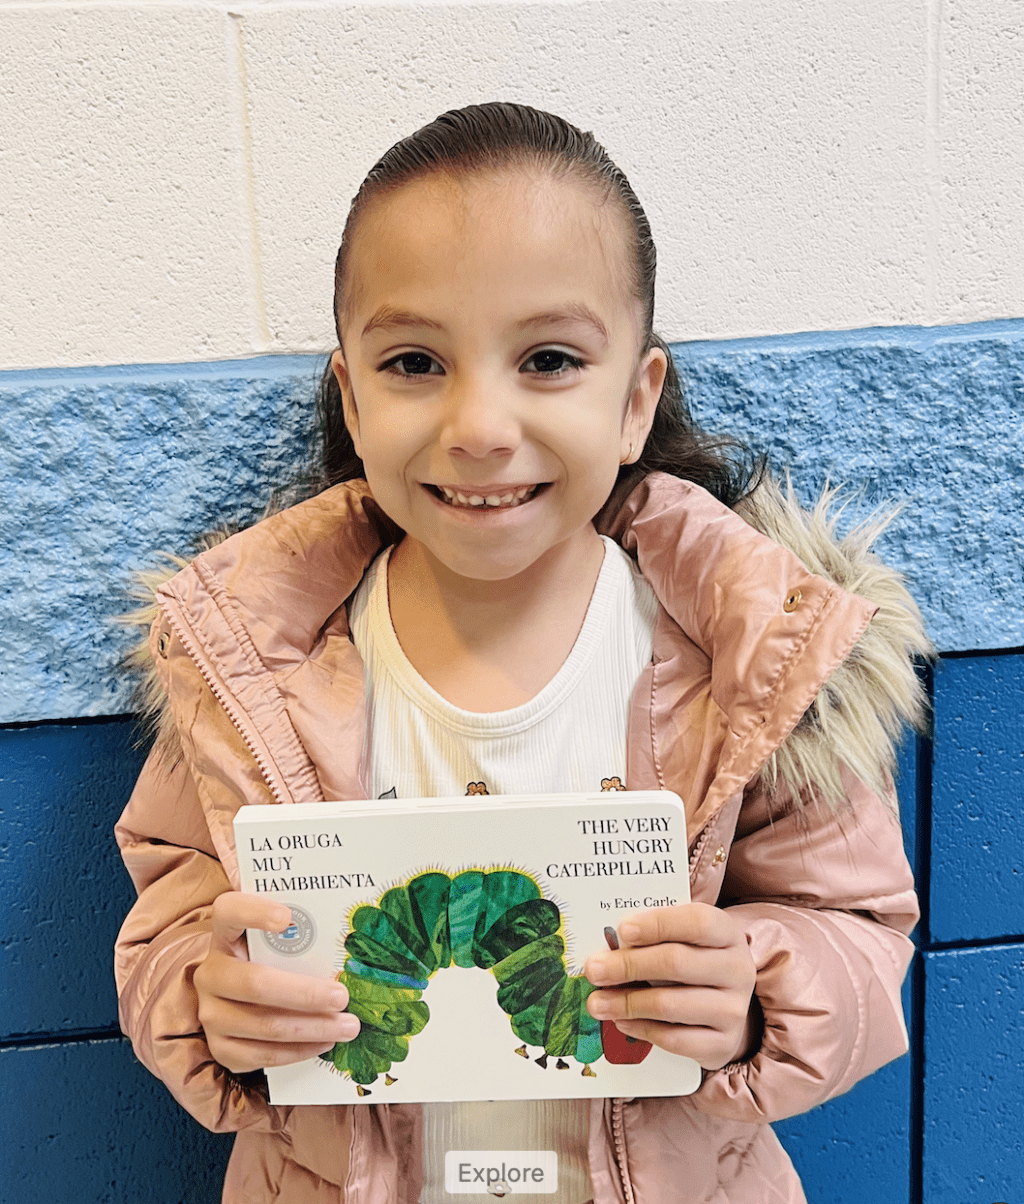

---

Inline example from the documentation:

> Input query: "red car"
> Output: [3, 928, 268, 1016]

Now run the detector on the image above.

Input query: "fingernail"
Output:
[619, 922, 641, 943]
[586, 955, 611, 984]
[330, 985, 349, 1008]
[588, 994, 612, 1018]
[336, 1015, 359, 1040]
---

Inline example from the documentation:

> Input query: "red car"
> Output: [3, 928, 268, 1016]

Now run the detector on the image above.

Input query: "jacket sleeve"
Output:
[114, 744, 288, 1135]
[692, 766, 918, 1124]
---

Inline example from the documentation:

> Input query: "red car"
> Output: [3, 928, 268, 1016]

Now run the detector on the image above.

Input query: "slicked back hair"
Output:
[315, 102, 762, 507]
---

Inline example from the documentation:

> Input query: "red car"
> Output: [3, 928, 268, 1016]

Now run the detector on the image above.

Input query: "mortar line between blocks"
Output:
[1, 1027, 125, 1052]
[924, 0, 944, 321]
[227, 9, 271, 352]
[915, 670, 934, 950]
[909, 951, 925, 1204]
[908, 669, 934, 1204]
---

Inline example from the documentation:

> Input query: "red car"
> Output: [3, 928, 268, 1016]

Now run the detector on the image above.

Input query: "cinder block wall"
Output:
[2, 3, 1021, 1202]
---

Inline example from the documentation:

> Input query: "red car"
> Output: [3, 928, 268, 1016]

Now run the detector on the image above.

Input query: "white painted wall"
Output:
[2, 0, 1022, 370]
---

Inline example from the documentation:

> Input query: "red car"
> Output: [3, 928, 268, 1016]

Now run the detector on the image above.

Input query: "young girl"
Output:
[116, 103, 928, 1204]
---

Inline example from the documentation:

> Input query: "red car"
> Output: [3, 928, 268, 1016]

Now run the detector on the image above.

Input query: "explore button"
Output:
[444, 1151, 557, 1195]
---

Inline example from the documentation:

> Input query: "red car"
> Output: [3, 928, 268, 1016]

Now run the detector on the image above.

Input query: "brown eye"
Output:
[523, 349, 584, 376]
[382, 352, 441, 376]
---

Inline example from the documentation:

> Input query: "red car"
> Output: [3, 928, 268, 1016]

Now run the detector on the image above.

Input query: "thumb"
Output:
[210, 891, 294, 953]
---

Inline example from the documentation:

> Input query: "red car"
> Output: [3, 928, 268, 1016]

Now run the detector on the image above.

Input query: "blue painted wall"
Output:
[2, 720, 145, 1038]
[0, 357, 319, 723]
[2, 322, 1022, 1202]
[1, 321, 1022, 726]
[0, 718, 232, 1203]
[0, 1037, 232, 1204]
[929, 654, 1024, 943]
[6, 657, 1021, 1203]
[923, 941, 1024, 1204]
[674, 321, 1024, 654]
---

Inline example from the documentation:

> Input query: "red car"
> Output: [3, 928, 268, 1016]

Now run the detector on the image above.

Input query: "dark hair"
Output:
[313, 101, 762, 507]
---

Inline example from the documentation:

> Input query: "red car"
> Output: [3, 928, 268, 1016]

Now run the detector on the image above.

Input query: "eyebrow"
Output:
[360, 302, 609, 347]
[513, 305, 610, 348]
[361, 307, 444, 338]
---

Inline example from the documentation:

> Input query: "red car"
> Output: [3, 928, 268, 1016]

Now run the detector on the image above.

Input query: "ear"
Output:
[330, 347, 362, 459]
[620, 345, 667, 464]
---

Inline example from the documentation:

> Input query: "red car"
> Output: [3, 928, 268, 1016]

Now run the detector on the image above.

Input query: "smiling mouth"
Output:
[426, 484, 546, 510]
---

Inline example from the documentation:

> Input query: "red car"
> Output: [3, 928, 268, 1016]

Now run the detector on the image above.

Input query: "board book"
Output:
[233, 791, 701, 1106]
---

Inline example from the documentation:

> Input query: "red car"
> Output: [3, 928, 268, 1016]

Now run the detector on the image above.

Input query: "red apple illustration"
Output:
[601, 1019, 653, 1064]
[598, 927, 653, 1064]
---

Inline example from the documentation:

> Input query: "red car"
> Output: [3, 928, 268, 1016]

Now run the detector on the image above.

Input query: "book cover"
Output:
[233, 791, 701, 1105]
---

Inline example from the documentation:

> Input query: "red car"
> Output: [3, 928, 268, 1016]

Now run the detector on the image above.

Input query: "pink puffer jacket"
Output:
[115, 473, 928, 1203]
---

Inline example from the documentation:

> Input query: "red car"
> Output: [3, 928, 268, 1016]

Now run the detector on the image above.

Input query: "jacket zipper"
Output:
[605, 817, 720, 1202]
[161, 604, 290, 807]
[688, 813, 717, 875]
[610, 1098, 636, 1204]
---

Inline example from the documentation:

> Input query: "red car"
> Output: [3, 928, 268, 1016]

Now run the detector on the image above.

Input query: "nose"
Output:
[439, 373, 522, 461]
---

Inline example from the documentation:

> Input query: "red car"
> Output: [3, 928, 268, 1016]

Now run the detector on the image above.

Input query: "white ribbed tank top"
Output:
[349, 536, 658, 1203]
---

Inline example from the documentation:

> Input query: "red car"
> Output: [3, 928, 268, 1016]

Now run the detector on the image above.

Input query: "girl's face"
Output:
[332, 168, 666, 584]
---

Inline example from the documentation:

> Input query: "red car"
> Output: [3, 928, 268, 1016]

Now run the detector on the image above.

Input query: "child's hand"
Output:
[583, 902, 760, 1071]
[194, 892, 360, 1075]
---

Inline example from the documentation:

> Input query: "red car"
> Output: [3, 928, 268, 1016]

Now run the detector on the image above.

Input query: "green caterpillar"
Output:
[320, 868, 602, 1087]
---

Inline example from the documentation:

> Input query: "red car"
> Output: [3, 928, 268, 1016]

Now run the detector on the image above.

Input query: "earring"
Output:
[621, 440, 635, 465]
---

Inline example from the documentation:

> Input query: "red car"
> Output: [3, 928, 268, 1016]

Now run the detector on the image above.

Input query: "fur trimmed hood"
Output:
[735, 475, 931, 805]
[121, 473, 932, 809]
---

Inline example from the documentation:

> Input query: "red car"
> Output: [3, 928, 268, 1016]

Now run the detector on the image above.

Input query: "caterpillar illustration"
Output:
[320, 868, 651, 1088]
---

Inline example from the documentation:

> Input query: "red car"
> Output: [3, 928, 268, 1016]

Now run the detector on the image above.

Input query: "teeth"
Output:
[436, 484, 540, 509]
